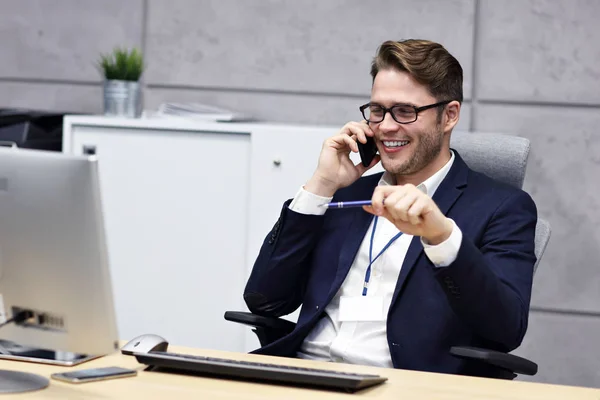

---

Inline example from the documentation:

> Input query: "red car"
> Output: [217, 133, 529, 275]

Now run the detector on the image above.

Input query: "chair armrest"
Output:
[224, 311, 296, 333]
[450, 346, 538, 376]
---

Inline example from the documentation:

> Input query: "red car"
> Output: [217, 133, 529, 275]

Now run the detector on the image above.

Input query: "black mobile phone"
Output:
[357, 136, 378, 167]
[51, 366, 137, 384]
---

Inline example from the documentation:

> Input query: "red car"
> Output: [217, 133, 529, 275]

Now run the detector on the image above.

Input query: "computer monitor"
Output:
[0, 147, 118, 393]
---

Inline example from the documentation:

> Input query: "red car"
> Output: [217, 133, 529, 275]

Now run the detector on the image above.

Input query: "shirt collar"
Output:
[378, 150, 455, 197]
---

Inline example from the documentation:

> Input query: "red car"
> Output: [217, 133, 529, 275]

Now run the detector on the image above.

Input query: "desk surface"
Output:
[1, 345, 599, 400]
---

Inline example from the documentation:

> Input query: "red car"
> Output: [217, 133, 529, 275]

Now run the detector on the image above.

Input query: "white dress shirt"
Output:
[290, 151, 462, 368]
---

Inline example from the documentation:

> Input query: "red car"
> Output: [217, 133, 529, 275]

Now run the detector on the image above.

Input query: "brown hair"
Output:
[370, 39, 463, 104]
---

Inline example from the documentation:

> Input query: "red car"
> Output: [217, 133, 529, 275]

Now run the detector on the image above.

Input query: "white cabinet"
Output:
[62, 116, 346, 352]
[244, 125, 335, 275]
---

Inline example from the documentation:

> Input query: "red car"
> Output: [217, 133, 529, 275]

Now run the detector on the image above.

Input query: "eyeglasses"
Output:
[359, 100, 452, 124]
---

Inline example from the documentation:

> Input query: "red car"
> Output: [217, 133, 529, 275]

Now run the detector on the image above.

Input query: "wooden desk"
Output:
[1, 345, 599, 399]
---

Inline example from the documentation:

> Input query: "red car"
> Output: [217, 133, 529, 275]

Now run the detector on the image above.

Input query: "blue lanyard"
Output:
[363, 216, 403, 296]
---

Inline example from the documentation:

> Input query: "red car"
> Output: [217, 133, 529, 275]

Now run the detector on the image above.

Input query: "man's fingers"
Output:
[407, 196, 427, 225]
[371, 188, 383, 213]
[371, 186, 394, 215]
[372, 184, 428, 220]
[343, 135, 359, 152]
[363, 204, 395, 225]
[329, 134, 358, 152]
[362, 205, 375, 215]
[348, 124, 368, 144]
[344, 122, 373, 144]
[389, 191, 418, 222]
[360, 120, 375, 137]
[380, 190, 407, 210]
[378, 207, 397, 226]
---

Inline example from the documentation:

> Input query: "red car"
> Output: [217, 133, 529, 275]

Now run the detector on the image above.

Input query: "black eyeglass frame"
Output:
[359, 100, 453, 124]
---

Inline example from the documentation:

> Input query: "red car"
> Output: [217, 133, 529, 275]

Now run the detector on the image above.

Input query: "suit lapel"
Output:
[389, 151, 469, 309]
[334, 209, 373, 285]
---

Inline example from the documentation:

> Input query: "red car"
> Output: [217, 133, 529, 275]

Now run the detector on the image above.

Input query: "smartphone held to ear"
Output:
[51, 366, 137, 384]
[357, 136, 378, 167]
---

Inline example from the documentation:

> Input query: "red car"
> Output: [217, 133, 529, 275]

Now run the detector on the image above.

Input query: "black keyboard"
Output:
[134, 351, 387, 393]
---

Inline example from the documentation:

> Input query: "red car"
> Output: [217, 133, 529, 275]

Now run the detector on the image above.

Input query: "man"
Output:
[243, 39, 537, 378]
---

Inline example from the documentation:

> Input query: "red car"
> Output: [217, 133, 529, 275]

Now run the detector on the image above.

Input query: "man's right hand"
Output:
[304, 121, 381, 197]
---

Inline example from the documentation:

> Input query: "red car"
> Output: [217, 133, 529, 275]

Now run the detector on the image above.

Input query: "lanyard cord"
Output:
[363, 216, 403, 296]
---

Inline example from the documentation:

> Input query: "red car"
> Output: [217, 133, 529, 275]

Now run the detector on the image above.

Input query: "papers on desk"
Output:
[143, 103, 253, 122]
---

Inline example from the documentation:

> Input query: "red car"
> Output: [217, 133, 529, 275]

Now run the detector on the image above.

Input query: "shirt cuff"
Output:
[288, 186, 333, 215]
[422, 219, 462, 267]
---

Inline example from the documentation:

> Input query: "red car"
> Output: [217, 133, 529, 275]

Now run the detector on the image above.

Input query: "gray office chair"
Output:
[449, 132, 551, 277]
[226, 132, 551, 379]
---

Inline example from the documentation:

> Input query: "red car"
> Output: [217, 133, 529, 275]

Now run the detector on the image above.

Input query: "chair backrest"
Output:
[450, 132, 530, 190]
[450, 132, 550, 274]
[533, 218, 551, 276]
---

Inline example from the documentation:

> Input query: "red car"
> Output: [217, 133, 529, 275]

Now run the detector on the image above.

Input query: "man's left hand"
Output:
[364, 185, 453, 245]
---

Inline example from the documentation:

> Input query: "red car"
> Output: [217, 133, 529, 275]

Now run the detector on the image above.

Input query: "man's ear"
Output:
[443, 101, 461, 133]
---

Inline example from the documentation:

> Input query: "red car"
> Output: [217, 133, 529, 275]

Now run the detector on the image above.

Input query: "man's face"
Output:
[369, 69, 446, 178]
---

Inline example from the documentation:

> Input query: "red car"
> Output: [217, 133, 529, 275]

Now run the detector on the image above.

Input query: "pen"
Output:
[320, 200, 372, 209]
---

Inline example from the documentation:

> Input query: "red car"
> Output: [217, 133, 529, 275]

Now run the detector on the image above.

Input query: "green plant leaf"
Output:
[97, 47, 144, 81]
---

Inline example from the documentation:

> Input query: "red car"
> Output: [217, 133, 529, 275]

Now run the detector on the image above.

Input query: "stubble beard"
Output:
[381, 125, 445, 178]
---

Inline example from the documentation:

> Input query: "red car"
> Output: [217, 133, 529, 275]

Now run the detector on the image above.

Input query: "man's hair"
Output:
[370, 39, 463, 104]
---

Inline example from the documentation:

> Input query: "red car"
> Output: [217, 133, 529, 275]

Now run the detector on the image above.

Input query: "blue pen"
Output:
[320, 200, 372, 209]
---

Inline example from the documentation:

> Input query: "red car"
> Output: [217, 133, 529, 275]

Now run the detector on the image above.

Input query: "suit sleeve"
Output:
[434, 190, 537, 350]
[243, 200, 325, 317]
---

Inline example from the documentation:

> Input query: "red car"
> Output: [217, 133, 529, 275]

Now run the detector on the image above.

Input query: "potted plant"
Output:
[97, 47, 144, 118]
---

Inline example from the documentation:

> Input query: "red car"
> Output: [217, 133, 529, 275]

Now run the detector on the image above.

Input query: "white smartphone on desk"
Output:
[51, 366, 137, 384]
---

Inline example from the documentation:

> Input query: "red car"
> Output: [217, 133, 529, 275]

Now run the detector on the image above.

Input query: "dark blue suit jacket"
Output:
[244, 151, 537, 378]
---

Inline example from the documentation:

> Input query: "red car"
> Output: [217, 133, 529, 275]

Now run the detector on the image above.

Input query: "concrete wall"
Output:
[2, 0, 599, 388]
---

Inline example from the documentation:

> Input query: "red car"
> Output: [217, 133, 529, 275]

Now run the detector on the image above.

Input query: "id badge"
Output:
[339, 296, 385, 322]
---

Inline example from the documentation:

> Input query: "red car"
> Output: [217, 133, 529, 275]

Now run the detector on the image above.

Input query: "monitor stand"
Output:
[0, 340, 101, 366]
[0, 369, 49, 393]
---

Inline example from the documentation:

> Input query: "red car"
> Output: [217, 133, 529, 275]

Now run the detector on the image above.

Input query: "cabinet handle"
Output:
[82, 145, 96, 155]
[273, 158, 282, 166]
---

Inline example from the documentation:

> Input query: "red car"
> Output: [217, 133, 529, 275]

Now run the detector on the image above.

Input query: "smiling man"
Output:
[243, 39, 537, 378]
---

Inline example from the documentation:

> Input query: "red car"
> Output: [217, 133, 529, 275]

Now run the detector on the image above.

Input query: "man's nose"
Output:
[379, 112, 399, 133]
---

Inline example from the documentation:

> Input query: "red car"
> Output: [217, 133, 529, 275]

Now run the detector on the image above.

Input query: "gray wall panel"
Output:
[0, 0, 144, 81]
[145, 0, 474, 97]
[477, 0, 600, 104]
[474, 103, 600, 313]
[515, 311, 600, 388]
[0, 82, 101, 113]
